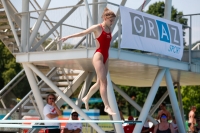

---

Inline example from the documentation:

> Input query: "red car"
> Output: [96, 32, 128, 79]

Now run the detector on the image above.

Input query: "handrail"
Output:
[30, 1, 59, 37]
[15, 2, 107, 15]
[2, 67, 57, 120]
[192, 43, 200, 50]
[0, 69, 25, 95]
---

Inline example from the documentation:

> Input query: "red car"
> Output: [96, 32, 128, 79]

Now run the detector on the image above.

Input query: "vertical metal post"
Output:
[98, 0, 107, 23]
[21, 0, 30, 52]
[165, 69, 186, 133]
[176, 82, 186, 130]
[164, 0, 172, 20]
[92, 0, 98, 25]
[23, 64, 44, 119]
[107, 72, 124, 133]
[134, 69, 166, 133]
[118, 16, 121, 57]
[86, 16, 88, 48]
[189, 15, 192, 70]
[92, 0, 98, 47]
[84, 0, 94, 26]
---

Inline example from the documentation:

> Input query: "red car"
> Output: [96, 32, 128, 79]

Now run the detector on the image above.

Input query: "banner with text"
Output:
[120, 6, 183, 60]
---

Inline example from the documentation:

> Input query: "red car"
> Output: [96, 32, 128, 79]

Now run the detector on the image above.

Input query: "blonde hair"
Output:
[101, 7, 116, 19]
[46, 93, 56, 103]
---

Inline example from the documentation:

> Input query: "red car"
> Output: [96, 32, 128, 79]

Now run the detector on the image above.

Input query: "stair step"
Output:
[56, 70, 82, 75]
[51, 76, 76, 81]
[22, 112, 39, 116]
[30, 100, 46, 104]
[0, 3, 3, 9]
[0, 11, 6, 16]
[41, 87, 66, 92]
[0, 18, 9, 22]
[24, 106, 36, 110]
[41, 93, 59, 98]
[53, 82, 72, 87]
[0, 25, 10, 30]
[3, 37, 16, 42]
[0, 25, 19, 30]
[0, 30, 21, 36]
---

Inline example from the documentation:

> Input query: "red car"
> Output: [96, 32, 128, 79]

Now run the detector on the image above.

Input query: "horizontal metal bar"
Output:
[0, 120, 142, 124]
[178, 13, 200, 17]
[15, 2, 107, 15]
[30, 16, 86, 30]
[107, 2, 120, 7]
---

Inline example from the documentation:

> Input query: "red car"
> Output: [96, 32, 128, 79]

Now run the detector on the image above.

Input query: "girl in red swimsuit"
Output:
[61, 8, 116, 115]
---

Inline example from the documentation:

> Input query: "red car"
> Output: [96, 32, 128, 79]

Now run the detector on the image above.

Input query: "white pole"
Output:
[98, 0, 107, 23]
[165, 69, 186, 133]
[92, 0, 98, 24]
[23, 64, 44, 119]
[134, 69, 166, 133]
[84, 0, 94, 26]
[29, 0, 51, 46]
[107, 72, 124, 133]
[21, 0, 30, 52]
[164, 0, 172, 20]
[26, 63, 105, 133]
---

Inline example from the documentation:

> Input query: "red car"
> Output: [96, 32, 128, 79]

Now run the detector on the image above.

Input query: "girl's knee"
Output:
[100, 78, 107, 84]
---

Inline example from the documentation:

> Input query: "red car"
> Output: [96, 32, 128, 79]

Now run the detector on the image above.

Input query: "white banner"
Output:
[120, 6, 183, 60]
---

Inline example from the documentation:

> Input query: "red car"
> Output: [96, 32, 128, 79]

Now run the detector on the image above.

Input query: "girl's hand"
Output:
[60, 36, 68, 42]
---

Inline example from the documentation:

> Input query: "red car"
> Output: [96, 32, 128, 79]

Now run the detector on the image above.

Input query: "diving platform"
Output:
[1, 0, 200, 133]
[15, 48, 200, 87]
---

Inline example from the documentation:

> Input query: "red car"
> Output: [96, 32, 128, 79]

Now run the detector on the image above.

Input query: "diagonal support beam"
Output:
[149, 90, 169, 116]
[31, 0, 83, 51]
[134, 69, 166, 133]
[75, 72, 94, 108]
[29, 0, 51, 47]
[23, 64, 44, 119]
[176, 82, 186, 130]
[26, 63, 104, 133]
[112, 83, 158, 125]
[1, 0, 22, 52]
[165, 69, 186, 133]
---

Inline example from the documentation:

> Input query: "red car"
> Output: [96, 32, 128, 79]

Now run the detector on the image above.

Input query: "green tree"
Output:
[0, 42, 22, 87]
[181, 86, 200, 119]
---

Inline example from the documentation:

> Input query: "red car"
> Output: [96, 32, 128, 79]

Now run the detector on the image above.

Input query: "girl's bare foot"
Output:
[104, 106, 116, 115]
[82, 97, 89, 110]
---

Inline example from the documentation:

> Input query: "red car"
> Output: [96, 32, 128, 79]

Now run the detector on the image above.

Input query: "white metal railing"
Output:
[192, 43, 200, 50]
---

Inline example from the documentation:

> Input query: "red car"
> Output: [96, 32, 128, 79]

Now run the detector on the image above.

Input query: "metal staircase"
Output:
[20, 68, 86, 118]
[0, 0, 87, 122]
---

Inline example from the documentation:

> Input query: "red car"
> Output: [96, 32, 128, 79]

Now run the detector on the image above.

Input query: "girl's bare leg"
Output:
[92, 53, 115, 115]
[82, 61, 109, 110]
[82, 78, 100, 110]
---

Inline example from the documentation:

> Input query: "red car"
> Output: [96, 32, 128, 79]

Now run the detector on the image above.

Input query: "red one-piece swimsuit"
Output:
[95, 24, 112, 64]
